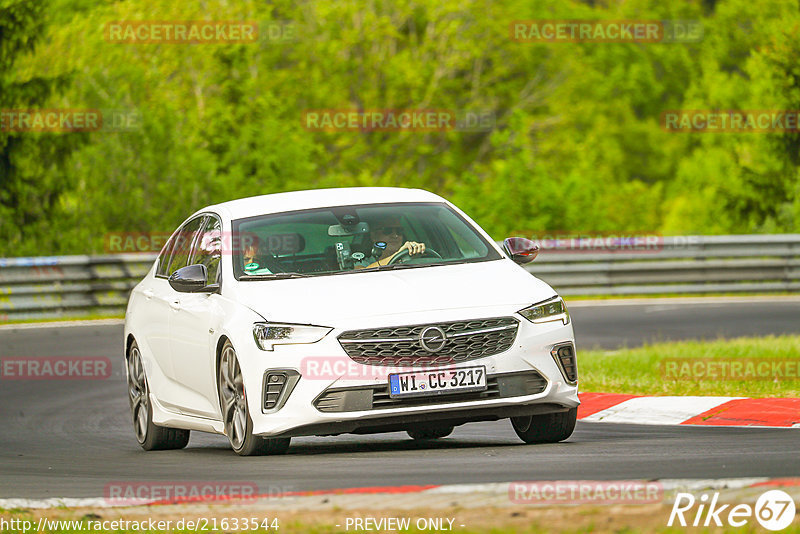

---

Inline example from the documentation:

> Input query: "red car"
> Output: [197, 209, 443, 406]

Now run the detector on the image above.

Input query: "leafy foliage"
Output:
[1, 0, 799, 256]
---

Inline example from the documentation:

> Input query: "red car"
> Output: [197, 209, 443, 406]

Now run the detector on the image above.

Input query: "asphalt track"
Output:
[1, 298, 799, 499]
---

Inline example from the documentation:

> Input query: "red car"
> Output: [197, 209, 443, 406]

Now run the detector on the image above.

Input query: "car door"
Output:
[136, 232, 176, 374]
[168, 214, 225, 418]
[148, 215, 206, 412]
[136, 217, 202, 399]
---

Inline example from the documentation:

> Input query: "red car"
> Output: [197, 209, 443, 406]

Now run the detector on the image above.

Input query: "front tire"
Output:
[127, 341, 190, 450]
[218, 341, 291, 456]
[511, 408, 577, 444]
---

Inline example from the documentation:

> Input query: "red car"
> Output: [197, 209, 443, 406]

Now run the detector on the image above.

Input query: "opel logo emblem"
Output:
[419, 326, 447, 353]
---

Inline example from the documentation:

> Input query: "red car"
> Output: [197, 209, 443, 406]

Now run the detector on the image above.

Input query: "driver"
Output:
[241, 235, 273, 275]
[360, 215, 426, 268]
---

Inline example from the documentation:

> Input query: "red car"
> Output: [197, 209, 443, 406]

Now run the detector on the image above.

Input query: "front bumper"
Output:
[237, 306, 580, 437]
[271, 400, 573, 438]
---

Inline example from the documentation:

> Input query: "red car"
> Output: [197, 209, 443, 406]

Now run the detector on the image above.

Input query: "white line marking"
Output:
[660, 478, 769, 491]
[0, 319, 124, 331]
[582, 396, 744, 425]
[424, 483, 510, 494]
[566, 296, 800, 307]
[0, 497, 111, 509]
[0, 478, 783, 509]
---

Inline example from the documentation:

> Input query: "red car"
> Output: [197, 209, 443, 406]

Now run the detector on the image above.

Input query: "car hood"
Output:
[232, 259, 556, 326]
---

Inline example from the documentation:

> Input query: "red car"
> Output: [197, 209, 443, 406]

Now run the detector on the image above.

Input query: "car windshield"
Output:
[232, 202, 501, 280]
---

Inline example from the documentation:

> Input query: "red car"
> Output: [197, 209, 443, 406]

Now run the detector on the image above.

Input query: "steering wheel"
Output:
[388, 247, 443, 265]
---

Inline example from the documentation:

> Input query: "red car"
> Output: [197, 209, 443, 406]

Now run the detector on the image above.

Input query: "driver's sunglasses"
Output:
[376, 226, 404, 236]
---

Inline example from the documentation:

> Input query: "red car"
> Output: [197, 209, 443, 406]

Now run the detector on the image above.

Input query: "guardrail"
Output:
[0, 254, 154, 322]
[1, 234, 799, 321]
[526, 234, 800, 295]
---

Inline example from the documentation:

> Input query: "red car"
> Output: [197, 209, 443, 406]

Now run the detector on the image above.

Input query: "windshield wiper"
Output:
[359, 261, 452, 273]
[385, 262, 451, 270]
[242, 272, 313, 280]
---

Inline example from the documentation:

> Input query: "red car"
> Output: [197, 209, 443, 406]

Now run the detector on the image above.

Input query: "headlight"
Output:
[252, 322, 332, 351]
[518, 296, 570, 325]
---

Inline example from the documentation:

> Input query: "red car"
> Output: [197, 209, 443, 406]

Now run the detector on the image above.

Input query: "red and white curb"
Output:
[1, 478, 798, 510]
[578, 393, 800, 428]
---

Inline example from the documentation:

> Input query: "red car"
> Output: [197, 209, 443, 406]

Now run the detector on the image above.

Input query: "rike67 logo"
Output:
[668, 490, 796, 531]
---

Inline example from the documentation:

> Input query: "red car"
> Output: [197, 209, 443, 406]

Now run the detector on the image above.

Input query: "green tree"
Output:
[4, 0, 800, 256]
[0, 0, 86, 256]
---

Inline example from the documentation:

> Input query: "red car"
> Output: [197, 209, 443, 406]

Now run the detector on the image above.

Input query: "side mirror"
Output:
[503, 237, 539, 264]
[168, 264, 210, 293]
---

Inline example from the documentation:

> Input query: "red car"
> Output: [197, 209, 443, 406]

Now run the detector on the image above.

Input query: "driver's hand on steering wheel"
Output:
[367, 241, 427, 268]
[395, 241, 425, 257]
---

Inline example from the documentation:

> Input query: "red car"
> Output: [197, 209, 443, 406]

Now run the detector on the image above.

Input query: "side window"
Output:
[192, 216, 222, 284]
[155, 234, 178, 277]
[163, 216, 205, 277]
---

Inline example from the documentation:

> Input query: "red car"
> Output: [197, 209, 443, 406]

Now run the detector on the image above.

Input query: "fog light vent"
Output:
[264, 372, 287, 409]
[551, 343, 578, 385]
[262, 369, 300, 412]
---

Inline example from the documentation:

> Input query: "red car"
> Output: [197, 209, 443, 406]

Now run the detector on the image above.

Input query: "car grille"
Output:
[337, 317, 519, 367]
[313, 370, 548, 413]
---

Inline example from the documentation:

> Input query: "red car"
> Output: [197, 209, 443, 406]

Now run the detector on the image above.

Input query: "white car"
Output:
[124, 187, 579, 455]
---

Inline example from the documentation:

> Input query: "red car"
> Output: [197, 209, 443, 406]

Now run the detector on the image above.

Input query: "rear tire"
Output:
[127, 341, 190, 451]
[218, 340, 291, 456]
[407, 424, 454, 440]
[511, 408, 577, 444]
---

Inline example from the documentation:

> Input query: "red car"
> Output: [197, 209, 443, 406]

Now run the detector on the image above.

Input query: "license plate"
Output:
[388, 366, 487, 398]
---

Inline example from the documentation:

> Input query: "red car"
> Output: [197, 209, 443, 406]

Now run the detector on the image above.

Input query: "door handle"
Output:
[143, 289, 154, 299]
[169, 300, 181, 311]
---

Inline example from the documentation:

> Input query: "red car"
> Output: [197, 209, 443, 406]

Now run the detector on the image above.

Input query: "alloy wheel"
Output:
[127, 346, 149, 443]
[220, 344, 247, 451]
